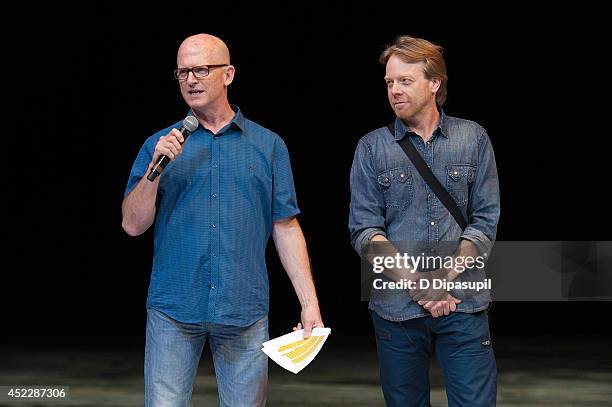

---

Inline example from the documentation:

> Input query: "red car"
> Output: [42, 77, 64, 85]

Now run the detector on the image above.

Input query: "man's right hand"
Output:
[151, 128, 185, 164]
[420, 297, 462, 318]
[408, 269, 462, 318]
[410, 287, 462, 317]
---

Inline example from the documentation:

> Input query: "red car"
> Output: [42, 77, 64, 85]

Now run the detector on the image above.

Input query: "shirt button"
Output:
[212, 253, 216, 257]
[212, 224, 216, 228]
[428, 193, 432, 198]
[212, 163, 218, 168]
[430, 221, 435, 226]
[212, 193, 217, 198]
[211, 285, 216, 289]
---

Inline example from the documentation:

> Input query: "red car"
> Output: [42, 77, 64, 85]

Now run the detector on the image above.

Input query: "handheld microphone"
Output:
[147, 116, 199, 181]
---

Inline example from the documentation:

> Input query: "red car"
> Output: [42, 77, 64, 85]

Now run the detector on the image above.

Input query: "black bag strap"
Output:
[387, 122, 468, 230]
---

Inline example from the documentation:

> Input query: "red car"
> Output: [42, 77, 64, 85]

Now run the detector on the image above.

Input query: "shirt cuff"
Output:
[460, 226, 494, 257]
[355, 227, 387, 257]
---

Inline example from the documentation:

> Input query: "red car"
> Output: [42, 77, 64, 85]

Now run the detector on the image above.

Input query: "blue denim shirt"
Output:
[125, 106, 300, 326]
[349, 112, 500, 320]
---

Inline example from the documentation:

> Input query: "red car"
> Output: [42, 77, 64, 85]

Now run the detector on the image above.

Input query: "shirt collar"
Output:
[393, 109, 449, 140]
[228, 104, 246, 132]
[187, 104, 246, 134]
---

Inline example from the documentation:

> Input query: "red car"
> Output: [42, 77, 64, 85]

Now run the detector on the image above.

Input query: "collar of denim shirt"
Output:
[393, 109, 449, 141]
[186, 104, 246, 136]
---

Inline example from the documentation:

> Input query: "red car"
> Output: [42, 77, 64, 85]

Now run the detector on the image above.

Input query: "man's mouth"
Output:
[189, 90, 204, 95]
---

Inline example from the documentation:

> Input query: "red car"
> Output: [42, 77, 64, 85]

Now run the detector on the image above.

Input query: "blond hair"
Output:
[380, 36, 448, 106]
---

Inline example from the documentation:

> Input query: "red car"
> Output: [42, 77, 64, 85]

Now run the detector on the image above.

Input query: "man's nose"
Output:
[187, 71, 199, 84]
[390, 82, 403, 95]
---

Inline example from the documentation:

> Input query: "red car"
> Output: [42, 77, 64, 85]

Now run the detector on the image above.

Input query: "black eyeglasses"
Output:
[173, 64, 228, 80]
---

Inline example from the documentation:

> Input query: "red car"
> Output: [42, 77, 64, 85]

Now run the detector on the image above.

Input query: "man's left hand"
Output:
[419, 297, 461, 317]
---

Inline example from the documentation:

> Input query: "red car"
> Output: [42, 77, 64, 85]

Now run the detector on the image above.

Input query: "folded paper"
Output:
[262, 327, 331, 374]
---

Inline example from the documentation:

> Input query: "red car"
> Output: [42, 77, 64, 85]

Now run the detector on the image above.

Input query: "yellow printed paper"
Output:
[261, 327, 331, 374]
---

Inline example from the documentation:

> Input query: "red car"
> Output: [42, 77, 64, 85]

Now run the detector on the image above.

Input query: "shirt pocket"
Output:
[446, 164, 476, 207]
[377, 166, 414, 211]
[246, 161, 272, 183]
[241, 162, 272, 203]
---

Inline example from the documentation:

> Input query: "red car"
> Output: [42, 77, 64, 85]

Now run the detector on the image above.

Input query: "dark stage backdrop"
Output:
[5, 6, 610, 347]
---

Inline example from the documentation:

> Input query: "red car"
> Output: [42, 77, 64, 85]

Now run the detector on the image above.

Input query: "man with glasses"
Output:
[122, 34, 323, 406]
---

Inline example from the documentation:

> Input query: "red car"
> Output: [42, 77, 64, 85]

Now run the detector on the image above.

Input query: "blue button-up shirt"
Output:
[125, 106, 300, 326]
[349, 112, 500, 320]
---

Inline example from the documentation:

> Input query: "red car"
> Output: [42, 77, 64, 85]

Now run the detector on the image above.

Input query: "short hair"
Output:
[380, 36, 448, 106]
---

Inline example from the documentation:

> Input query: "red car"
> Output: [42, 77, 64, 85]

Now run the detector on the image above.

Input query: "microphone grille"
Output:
[183, 116, 199, 132]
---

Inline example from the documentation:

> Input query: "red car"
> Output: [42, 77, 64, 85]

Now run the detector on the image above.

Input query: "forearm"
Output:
[368, 236, 474, 285]
[368, 234, 420, 283]
[442, 239, 482, 282]
[272, 219, 319, 308]
[121, 165, 159, 236]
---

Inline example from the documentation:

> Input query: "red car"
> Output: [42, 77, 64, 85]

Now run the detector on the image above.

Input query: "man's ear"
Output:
[224, 65, 235, 86]
[430, 78, 441, 93]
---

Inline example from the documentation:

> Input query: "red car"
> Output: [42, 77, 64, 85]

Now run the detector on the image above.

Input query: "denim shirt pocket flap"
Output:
[377, 172, 392, 187]
[378, 167, 409, 187]
[468, 166, 476, 183]
[448, 165, 475, 183]
[448, 166, 468, 181]
[394, 167, 410, 183]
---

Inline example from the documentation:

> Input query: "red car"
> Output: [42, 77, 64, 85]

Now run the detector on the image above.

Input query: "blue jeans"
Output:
[371, 310, 497, 407]
[145, 308, 268, 406]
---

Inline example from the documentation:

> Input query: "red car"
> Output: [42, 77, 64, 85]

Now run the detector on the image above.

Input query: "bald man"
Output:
[122, 34, 323, 406]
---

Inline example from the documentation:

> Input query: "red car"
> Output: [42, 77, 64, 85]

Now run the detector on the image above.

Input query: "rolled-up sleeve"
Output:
[349, 139, 387, 257]
[461, 131, 500, 255]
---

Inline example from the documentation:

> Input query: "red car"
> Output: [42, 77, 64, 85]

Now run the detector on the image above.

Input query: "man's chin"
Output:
[393, 108, 414, 121]
[185, 100, 209, 112]
[391, 103, 407, 113]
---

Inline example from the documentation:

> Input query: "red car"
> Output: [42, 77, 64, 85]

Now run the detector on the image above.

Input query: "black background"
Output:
[5, 5, 611, 348]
